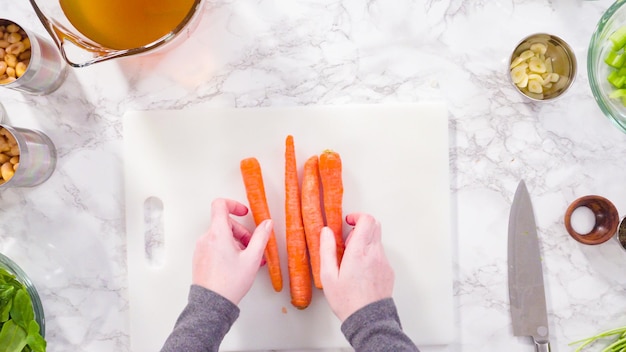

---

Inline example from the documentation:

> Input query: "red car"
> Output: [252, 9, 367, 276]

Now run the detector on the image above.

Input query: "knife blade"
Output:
[508, 180, 551, 352]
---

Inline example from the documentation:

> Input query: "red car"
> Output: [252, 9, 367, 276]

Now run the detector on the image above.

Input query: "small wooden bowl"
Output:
[564, 195, 619, 245]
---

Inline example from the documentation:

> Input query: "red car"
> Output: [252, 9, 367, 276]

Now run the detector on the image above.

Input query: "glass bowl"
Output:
[588, 0, 626, 133]
[0, 252, 45, 337]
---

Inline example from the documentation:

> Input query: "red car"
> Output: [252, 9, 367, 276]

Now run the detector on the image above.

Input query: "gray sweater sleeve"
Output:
[341, 298, 420, 352]
[161, 285, 239, 352]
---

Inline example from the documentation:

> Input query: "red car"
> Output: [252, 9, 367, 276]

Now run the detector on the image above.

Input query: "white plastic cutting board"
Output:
[123, 104, 453, 352]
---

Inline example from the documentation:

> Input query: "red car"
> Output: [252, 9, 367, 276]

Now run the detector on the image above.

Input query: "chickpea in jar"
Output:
[0, 21, 31, 85]
[0, 127, 19, 184]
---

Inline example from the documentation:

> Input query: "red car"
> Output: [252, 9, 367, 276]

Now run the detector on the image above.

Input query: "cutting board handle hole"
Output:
[144, 196, 165, 268]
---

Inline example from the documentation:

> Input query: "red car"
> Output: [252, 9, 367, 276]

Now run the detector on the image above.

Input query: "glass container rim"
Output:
[587, 0, 626, 133]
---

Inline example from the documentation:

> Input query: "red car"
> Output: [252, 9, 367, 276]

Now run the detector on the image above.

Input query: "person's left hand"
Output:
[192, 198, 272, 305]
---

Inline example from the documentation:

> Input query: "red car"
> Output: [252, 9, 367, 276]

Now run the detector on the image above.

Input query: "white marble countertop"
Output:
[1, 0, 625, 351]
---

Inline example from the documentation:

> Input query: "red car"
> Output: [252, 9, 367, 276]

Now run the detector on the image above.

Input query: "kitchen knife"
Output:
[508, 180, 551, 352]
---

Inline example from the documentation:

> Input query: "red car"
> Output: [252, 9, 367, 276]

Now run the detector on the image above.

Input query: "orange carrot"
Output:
[284, 135, 312, 309]
[240, 157, 283, 292]
[301, 155, 324, 289]
[319, 149, 345, 264]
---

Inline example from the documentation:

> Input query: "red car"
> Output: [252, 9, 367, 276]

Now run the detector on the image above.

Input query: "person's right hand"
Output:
[192, 198, 272, 305]
[319, 213, 395, 322]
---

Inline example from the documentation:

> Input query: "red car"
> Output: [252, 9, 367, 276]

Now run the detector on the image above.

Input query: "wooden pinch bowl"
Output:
[564, 195, 620, 245]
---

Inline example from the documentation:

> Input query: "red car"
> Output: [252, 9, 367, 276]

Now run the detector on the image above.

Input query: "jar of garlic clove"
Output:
[0, 19, 67, 95]
[0, 124, 56, 187]
[509, 33, 577, 101]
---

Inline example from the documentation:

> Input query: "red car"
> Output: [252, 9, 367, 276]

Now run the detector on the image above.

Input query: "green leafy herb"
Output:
[26, 321, 46, 352]
[570, 326, 626, 351]
[0, 267, 45, 352]
[0, 320, 27, 352]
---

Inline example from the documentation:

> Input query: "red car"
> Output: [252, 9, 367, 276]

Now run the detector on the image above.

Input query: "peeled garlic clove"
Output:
[528, 57, 547, 73]
[528, 73, 545, 85]
[528, 79, 543, 94]
[538, 53, 546, 62]
[516, 75, 529, 88]
[519, 50, 535, 61]
[544, 58, 553, 73]
[548, 72, 560, 83]
[541, 72, 559, 83]
[511, 65, 528, 84]
[530, 43, 548, 55]
[510, 56, 525, 68]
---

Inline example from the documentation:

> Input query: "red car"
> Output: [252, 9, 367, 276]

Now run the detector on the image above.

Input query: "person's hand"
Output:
[320, 213, 395, 322]
[192, 198, 272, 305]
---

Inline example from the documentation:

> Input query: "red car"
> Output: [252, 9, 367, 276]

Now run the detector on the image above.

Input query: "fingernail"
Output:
[263, 219, 273, 231]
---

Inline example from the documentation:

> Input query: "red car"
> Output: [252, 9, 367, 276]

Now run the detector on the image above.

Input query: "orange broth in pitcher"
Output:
[59, 0, 197, 50]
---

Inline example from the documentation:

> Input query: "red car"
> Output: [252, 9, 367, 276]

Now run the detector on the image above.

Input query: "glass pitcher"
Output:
[28, 0, 204, 68]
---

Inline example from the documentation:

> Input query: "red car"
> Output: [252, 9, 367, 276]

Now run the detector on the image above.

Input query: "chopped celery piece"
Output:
[602, 27, 626, 107]
[608, 71, 626, 88]
[609, 88, 626, 99]
[610, 25, 626, 51]
[605, 50, 626, 68]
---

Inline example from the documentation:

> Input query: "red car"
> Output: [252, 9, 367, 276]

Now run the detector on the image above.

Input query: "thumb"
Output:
[243, 220, 272, 264]
[320, 227, 339, 287]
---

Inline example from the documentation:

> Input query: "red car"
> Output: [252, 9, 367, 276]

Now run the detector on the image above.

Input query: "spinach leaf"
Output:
[25, 321, 45, 352]
[0, 270, 13, 282]
[0, 284, 16, 302]
[0, 320, 27, 352]
[0, 298, 12, 323]
[10, 290, 33, 330]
